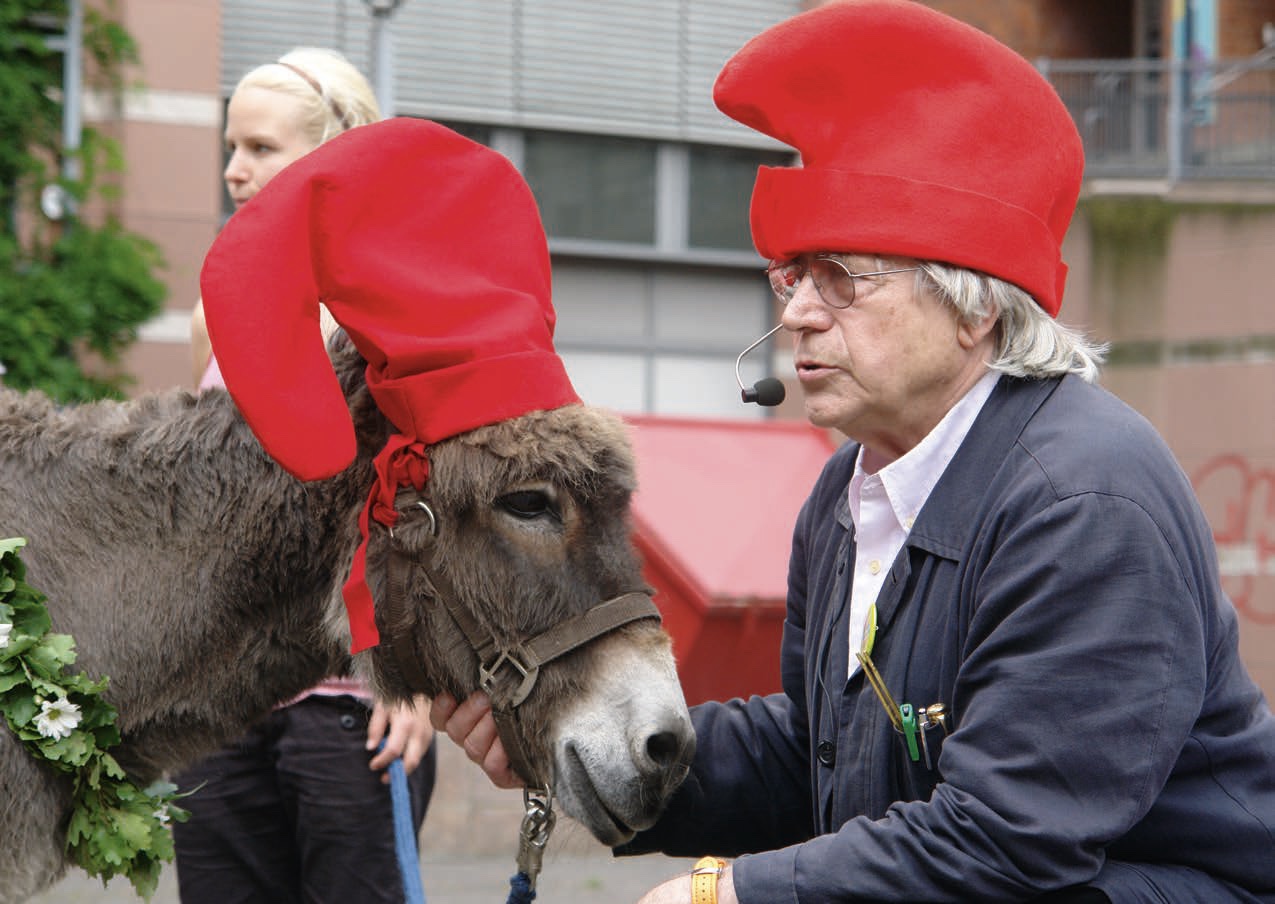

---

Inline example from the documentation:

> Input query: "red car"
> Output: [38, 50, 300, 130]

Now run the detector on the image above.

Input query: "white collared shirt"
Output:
[847, 370, 1000, 675]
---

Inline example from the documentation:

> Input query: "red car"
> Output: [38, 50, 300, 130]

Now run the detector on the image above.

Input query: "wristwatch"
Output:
[691, 856, 727, 904]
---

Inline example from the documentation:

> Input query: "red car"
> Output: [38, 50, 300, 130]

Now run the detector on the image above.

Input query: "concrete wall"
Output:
[1068, 189, 1275, 699]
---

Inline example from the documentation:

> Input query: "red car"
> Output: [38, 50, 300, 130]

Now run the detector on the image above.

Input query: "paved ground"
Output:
[26, 743, 698, 903]
[28, 849, 698, 903]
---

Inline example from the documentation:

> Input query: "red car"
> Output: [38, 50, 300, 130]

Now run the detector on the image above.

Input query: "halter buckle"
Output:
[479, 648, 540, 708]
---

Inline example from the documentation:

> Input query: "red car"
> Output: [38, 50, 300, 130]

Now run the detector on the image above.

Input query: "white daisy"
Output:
[34, 696, 82, 740]
[0, 621, 11, 649]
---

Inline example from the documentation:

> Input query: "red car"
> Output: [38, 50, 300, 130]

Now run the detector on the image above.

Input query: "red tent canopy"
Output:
[626, 415, 837, 705]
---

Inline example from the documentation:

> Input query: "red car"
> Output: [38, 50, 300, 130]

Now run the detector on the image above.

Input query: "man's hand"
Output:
[366, 694, 434, 782]
[429, 691, 523, 789]
[636, 864, 738, 904]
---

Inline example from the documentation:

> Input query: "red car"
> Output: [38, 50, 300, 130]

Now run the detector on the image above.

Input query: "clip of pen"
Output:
[856, 650, 903, 732]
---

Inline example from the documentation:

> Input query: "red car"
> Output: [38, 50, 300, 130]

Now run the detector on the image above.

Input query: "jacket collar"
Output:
[905, 375, 1063, 561]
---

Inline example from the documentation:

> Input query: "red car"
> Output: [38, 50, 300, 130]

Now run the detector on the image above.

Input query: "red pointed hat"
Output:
[712, 0, 1084, 316]
[200, 117, 580, 651]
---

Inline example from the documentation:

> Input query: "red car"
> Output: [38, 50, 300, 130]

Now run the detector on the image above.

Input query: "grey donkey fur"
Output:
[0, 334, 658, 902]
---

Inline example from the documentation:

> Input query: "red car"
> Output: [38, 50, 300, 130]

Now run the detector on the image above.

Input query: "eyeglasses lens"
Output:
[768, 261, 802, 302]
[768, 257, 856, 308]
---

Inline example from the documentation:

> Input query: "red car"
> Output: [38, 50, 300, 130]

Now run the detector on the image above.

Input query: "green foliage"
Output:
[1, 537, 188, 899]
[0, 0, 166, 402]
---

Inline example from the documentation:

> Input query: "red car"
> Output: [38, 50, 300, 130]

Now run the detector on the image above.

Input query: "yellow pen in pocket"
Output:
[855, 648, 903, 732]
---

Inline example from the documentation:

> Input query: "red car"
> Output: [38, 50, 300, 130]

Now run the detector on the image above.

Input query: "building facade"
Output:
[85, 0, 1275, 697]
[113, 0, 803, 421]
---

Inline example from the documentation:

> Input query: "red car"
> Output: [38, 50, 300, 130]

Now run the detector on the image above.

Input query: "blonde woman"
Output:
[189, 47, 379, 385]
[179, 49, 435, 904]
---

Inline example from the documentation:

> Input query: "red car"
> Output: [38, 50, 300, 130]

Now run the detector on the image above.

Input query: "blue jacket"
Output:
[623, 375, 1275, 902]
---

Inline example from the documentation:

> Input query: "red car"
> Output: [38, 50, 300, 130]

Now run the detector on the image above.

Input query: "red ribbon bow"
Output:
[342, 433, 430, 652]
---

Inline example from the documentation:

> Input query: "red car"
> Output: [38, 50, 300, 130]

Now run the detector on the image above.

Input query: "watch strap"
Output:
[691, 856, 727, 904]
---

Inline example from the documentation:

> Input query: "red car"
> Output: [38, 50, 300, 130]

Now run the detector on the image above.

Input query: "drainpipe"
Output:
[1167, 0, 1196, 185]
[62, 0, 82, 185]
[1167, 56, 1182, 184]
[364, 0, 405, 116]
[36, 0, 81, 220]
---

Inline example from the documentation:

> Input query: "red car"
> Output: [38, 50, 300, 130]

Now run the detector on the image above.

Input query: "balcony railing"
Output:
[1038, 56, 1275, 181]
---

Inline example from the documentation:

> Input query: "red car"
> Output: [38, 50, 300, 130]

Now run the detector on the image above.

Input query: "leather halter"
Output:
[380, 488, 661, 788]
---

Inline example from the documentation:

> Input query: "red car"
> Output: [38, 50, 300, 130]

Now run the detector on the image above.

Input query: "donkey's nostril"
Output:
[645, 730, 681, 768]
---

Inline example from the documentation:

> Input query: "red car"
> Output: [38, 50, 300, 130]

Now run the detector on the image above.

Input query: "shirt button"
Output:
[869, 560, 881, 575]
[816, 740, 836, 767]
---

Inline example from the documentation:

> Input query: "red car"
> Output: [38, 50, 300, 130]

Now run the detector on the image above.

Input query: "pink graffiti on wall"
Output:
[1191, 455, 1275, 624]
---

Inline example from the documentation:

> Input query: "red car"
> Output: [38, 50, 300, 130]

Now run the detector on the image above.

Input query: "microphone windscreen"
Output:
[753, 378, 786, 407]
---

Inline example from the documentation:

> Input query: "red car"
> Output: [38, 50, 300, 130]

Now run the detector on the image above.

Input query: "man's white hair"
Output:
[917, 262, 1107, 383]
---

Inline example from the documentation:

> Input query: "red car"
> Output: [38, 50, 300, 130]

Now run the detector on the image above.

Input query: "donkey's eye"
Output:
[497, 490, 559, 521]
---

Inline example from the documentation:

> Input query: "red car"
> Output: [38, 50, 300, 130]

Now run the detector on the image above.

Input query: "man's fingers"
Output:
[481, 736, 523, 790]
[429, 692, 458, 731]
[459, 700, 500, 764]
[432, 691, 524, 789]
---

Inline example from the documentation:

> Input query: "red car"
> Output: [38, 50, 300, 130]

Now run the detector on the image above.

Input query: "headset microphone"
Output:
[734, 323, 786, 406]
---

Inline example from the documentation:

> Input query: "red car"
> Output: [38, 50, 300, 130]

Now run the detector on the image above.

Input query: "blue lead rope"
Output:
[384, 741, 536, 904]
[506, 871, 537, 903]
[387, 755, 426, 904]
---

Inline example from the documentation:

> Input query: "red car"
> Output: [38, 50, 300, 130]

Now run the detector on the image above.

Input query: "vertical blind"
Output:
[221, 0, 796, 147]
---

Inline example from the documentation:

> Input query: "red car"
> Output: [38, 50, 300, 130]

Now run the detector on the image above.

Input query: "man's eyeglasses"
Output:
[766, 254, 920, 309]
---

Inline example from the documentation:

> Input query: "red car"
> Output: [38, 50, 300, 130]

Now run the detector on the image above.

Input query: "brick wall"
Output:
[927, 0, 1133, 58]
[103, 0, 224, 394]
[1218, 0, 1275, 55]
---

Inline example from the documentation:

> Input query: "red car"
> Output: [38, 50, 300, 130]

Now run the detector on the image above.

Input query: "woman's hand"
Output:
[366, 694, 433, 781]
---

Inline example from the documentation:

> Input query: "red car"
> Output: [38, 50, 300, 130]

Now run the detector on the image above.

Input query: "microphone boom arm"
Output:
[735, 323, 786, 406]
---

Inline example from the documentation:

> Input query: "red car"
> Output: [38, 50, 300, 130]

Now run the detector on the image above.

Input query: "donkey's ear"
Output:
[200, 157, 356, 481]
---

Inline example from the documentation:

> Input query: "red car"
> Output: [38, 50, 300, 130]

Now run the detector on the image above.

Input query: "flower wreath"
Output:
[0, 537, 188, 900]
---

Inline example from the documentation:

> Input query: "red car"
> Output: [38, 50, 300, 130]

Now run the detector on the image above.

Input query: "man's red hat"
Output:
[712, 0, 1084, 316]
[200, 117, 580, 651]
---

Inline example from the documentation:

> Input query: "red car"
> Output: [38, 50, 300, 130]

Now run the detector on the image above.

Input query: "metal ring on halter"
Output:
[389, 498, 438, 539]
[413, 499, 438, 536]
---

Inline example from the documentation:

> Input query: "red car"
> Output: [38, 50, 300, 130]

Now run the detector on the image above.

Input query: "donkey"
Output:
[0, 333, 695, 903]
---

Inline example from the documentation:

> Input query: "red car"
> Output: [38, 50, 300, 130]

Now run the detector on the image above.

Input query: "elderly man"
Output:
[433, 2, 1275, 901]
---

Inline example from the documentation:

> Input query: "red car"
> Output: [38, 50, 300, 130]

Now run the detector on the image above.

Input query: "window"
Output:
[552, 260, 778, 418]
[436, 120, 493, 147]
[688, 144, 792, 252]
[522, 130, 657, 243]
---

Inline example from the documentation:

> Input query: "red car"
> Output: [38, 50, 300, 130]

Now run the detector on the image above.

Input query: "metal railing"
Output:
[1038, 55, 1275, 181]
